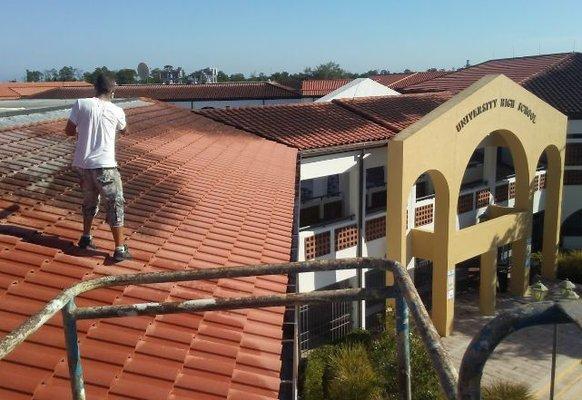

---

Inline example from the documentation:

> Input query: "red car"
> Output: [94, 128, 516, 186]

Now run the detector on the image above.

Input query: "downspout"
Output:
[356, 150, 364, 328]
[289, 152, 302, 400]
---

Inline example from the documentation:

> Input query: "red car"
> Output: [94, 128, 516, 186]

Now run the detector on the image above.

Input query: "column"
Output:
[480, 248, 497, 315]
[431, 248, 455, 336]
[483, 146, 497, 202]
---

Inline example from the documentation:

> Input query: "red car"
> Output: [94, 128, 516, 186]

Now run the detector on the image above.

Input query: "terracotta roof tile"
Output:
[0, 81, 91, 99]
[25, 82, 300, 101]
[300, 72, 449, 97]
[0, 102, 297, 399]
[197, 92, 453, 150]
[197, 101, 397, 150]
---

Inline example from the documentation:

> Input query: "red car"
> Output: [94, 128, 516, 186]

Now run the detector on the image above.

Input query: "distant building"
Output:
[301, 71, 449, 101]
[23, 81, 302, 109]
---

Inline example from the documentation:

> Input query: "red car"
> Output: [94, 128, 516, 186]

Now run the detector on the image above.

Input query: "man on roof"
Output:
[65, 74, 132, 262]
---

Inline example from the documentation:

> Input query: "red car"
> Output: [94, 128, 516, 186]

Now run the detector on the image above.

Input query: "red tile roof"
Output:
[300, 72, 449, 97]
[26, 82, 300, 101]
[336, 92, 453, 131]
[197, 101, 397, 150]
[405, 53, 582, 117]
[0, 102, 297, 399]
[0, 82, 91, 99]
[370, 73, 415, 88]
[299, 79, 352, 97]
[197, 92, 452, 150]
[387, 71, 450, 91]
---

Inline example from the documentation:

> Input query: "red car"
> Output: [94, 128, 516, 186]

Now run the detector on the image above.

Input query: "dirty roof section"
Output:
[197, 93, 455, 150]
[25, 81, 300, 101]
[336, 92, 453, 132]
[300, 71, 450, 97]
[197, 101, 397, 150]
[404, 52, 582, 118]
[0, 101, 297, 399]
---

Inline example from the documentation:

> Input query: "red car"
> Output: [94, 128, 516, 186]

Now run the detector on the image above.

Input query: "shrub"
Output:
[557, 250, 582, 284]
[482, 380, 536, 400]
[327, 343, 382, 400]
[302, 345, 334, 400]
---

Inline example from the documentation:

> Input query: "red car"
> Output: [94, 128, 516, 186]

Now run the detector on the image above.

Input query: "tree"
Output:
[229, 73, 245, 81]
[403, 68, 412, 73]
[44, 68, 58, 81]
[58, 66, 77, 81]
[216, 70, 229, 82]
[116, 69, 137, 84]
[83, 66, 115, 83]
[309, 62, 351, 80]
[137, 62, 150, 82]
[150, 68, 163, 83]
[26, 70, 43, 82]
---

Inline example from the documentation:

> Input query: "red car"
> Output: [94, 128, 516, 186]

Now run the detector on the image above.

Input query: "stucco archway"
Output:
[386, 75, 567, 336]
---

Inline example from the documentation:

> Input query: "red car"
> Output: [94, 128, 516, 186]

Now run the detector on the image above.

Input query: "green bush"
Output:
[301, 310, 445, 400]
[303, 345, 334, 400]
[327, 343, 382, 400]
[370, 329, 444, 400]
[557, 250, 582, 284]
[482, 380, 536, 400]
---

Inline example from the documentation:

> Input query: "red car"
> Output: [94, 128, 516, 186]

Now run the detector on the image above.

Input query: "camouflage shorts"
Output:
[75, 167, 125, 228]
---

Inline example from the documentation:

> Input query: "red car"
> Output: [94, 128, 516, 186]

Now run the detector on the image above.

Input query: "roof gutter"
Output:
[300, 139, 390, 158]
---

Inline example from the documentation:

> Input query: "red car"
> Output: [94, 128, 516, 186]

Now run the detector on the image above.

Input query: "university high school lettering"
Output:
[456, 99, 498, 132]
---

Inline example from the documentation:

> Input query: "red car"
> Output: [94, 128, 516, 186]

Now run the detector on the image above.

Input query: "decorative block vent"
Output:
[305, 231, 330, 260]
[508, 182, 516, 199]
[538, 173, 546, 189]
[457, 193, 473, 213]
[564, 170, 582, 185]
[365, 216, 386, 241]
[335, 224, 359, 251]
[415, 204, 433, 227]
[565, 143, 582, 166]
[533, 176, 539, 192]
[475, 188, 491, 208]
[494, 184, 509, 203]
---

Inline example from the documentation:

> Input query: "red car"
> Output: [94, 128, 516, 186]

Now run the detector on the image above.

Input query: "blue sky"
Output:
[1, 0, 581, 81]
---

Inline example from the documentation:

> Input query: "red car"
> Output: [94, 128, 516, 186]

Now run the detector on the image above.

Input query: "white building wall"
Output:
[298, 144, 553, 293]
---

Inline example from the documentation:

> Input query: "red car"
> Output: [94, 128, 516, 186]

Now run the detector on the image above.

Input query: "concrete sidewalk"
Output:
[442, 293, 582, 399]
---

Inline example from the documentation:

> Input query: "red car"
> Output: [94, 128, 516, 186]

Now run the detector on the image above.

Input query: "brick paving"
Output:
[443, 292, 582, 399]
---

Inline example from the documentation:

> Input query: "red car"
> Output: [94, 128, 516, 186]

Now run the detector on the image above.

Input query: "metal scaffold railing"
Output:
[0, 257, 579, 400]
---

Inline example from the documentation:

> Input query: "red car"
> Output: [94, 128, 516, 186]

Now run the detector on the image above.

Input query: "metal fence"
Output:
[0, 257, 578, 399]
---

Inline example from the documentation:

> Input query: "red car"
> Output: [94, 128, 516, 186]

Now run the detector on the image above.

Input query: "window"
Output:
[300, 174, 346, 227]
[366, 167, 385, 189]
[565, 143, 582, 166]
[326, 174, 340, 195]
[301, 179, 314, 201]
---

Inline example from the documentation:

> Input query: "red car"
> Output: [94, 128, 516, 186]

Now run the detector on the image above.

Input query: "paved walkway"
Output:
[442, 292, 582, 399]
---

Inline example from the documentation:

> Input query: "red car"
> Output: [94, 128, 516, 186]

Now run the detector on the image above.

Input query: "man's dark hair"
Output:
[94, 74, 116, 96]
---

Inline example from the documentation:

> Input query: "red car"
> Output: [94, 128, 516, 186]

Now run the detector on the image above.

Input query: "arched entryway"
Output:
[386, 75, 567, 336]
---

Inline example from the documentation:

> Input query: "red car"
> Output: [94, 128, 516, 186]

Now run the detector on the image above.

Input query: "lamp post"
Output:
[529, 279, 580, 400]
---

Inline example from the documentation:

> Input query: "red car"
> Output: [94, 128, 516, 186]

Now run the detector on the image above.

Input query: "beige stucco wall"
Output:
[386, 74, 567, 336]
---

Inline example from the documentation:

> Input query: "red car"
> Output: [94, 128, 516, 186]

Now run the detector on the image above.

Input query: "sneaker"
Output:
[78, 236, 97, 251]
[113, 245, 132, 262]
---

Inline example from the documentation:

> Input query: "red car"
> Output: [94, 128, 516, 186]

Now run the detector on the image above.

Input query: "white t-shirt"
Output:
[69, 98, 126, 169]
